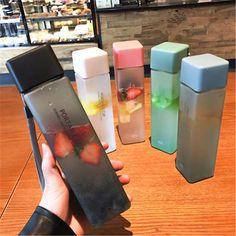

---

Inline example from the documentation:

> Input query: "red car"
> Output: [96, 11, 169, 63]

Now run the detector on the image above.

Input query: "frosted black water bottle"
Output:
[6, 44, 130, 226]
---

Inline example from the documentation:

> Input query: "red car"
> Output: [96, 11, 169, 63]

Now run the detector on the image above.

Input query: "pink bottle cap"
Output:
[113, 40, 144, 69]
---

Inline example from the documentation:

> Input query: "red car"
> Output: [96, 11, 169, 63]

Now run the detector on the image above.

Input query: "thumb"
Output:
[101, 142, 109, 151]
[41, 143, 64, 189]
[41, 143, 57, 177]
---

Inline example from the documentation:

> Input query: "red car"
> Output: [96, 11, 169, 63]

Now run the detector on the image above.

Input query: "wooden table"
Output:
[0, 73, 235, 235]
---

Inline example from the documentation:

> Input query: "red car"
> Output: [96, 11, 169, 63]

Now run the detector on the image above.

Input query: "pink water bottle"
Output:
[113, 40, 145, 144]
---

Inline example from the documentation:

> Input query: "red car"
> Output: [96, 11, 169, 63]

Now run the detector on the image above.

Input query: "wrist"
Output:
[39, 188, 69, 223]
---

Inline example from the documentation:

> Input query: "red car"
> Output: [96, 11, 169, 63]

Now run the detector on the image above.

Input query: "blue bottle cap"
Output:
[150, 42, 189, 73]
[180, 54, 229, 92]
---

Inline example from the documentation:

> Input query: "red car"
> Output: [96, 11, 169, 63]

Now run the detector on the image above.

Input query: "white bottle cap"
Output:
[72, 47, 109, 78]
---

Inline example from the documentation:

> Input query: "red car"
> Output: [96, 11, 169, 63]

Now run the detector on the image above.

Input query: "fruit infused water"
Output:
[150, 42, 189, 154]
[72, 47, 116, 153]
[113, 40, 145, 144]
[6, 44, 130, 227]
[117, 86, 144, 123]
[45, 122, 102, 166]
[151, 71, 180, 153]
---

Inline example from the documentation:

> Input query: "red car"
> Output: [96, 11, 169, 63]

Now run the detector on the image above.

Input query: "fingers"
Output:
[42, 143, 56, 172]
[118, 174, 130, 185]
[41, 143, 132, 202]
[110, 160, 124, 171]
[101, 142, 109, 150]
[118, 174, 132, 202]
[110, 160, 131, 201]
[41, 143, 61, 180]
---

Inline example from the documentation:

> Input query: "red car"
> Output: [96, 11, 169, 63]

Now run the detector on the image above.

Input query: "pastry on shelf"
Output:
[54, 20, 73, 28]
[72, 8, 82, 15]
[80, 7, 91, 15]
[74, 23, 89, 35]
[61, 7, 73, 15]
[30, 12, 56, 18]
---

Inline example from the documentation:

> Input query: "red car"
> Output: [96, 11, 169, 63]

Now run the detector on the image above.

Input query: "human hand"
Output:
[39, 143, 131, 235]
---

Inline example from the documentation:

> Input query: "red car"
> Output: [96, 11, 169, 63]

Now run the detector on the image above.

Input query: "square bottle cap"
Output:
[180, 54, 229, 92]
[6, 44, 64, 93]
[150, 42, 189, 73]
[72, 47, 109, 78]
[113, 40, 144, 69]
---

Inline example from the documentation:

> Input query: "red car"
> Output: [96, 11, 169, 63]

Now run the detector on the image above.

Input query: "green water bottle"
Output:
[150, 42, 189, 154]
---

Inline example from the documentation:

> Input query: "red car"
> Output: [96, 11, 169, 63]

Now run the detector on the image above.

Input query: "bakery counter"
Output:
[0, 0, 98, 77]
[0, 42, 97, 74]
[96, 1, 235, 66]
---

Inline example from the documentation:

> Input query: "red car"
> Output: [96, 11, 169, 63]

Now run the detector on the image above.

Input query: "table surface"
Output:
[0, 73, 235, 235]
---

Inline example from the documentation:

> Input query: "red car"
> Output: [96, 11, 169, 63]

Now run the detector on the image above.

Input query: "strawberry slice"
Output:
[70, 123, 94, 146]
[80, 143, 101, 165]
[126, 87, 143, 100]
[54, 132, 74, 158]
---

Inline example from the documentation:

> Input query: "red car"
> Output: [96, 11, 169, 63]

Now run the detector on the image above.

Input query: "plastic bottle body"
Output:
[23, 76, 130, 226]
[151, 70, 180, 153]
[75, 73, 116, 153]
[115, 66, 145, 144]
[176, 84, 226, 183]
[150, 42, 189, 154]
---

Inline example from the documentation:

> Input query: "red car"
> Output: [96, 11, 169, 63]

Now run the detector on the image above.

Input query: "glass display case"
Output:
[0, 0, 96, 47]
[0, 0, 28, 47]
[95, 0, 234, 10]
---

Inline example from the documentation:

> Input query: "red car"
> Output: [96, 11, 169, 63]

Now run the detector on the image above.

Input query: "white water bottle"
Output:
[72, 47, 116, 153]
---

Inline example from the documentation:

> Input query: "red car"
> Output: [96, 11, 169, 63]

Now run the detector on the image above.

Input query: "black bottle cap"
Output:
[6, 44, 64, 93]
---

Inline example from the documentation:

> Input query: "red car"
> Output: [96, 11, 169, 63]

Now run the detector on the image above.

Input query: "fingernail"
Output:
[102, 142, 109, 150]
[117, 160, 124, 167]
[122, 174, 130, 182]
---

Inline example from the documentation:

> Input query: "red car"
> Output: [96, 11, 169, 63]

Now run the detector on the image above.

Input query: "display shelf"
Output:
[95, 0, 234, 13]
[28, 33, 95, 44]
[27, 14, 92, 22]
[31, 38, 94, 45]
[0, 18, 21, 24]
[0, 0, 97, 47]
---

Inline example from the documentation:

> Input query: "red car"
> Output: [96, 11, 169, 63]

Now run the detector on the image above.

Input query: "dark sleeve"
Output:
[19, 206, 76, 235]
